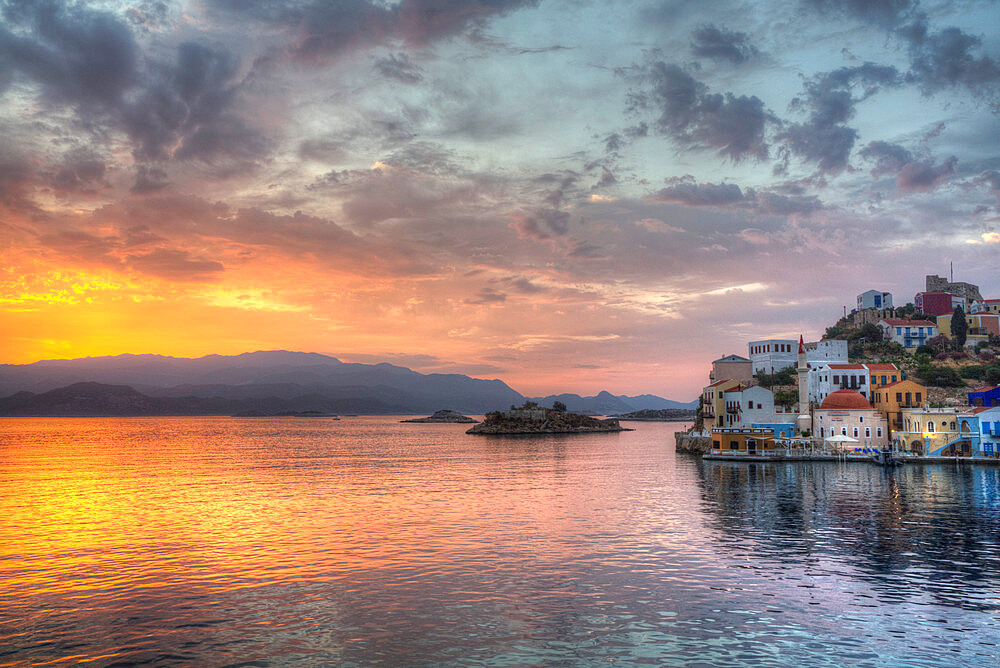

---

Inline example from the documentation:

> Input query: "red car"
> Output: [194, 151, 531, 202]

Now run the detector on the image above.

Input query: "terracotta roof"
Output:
[972, 406, 1000, 414]
[820, 389, 873, 410]
[880, 379, 923, 389]
[706, 379, 740, 388]
[865, 363, 898, 371]
[970, 385, 1000, 393]
[879, 319, 936, 327]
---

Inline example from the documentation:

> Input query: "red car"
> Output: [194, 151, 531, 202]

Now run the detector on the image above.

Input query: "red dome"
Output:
[820, 389, 872, 410]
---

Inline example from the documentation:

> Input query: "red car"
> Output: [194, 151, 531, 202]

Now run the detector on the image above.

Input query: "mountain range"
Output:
[0, 351, 697, 416]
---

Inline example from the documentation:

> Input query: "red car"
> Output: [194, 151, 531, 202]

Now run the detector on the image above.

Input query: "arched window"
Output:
[820, 427, 825, 437]
[865, 427, 871, 438]
[877, 427, 883, 437]
[928, 421, 935, 433]
[853, 426, 859, 438]
[842, 427, 847, 436]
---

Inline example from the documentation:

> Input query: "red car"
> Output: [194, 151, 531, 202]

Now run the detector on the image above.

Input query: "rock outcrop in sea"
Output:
[467, 407, 630, 435]
[402, 410, 477, 423]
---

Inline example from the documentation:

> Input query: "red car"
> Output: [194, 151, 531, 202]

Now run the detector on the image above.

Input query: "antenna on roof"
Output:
[950, 261, 953, 283]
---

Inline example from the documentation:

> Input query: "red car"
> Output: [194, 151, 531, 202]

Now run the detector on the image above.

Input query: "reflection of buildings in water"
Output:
[695, 460, 1000, 609]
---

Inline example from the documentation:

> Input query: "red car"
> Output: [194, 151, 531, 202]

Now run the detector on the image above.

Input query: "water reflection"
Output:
[696, 459, 1000, 611]
[1, 418, 999, 665]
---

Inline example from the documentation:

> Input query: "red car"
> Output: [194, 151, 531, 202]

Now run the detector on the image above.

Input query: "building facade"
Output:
[811, 390, 888, 450]
[878, 319, 938, 348]
[925, 274, 982, 303]
[722, 385, 794, 428]
[936, 313, 1000, 347]
[857, 289, 893, 311]
[898, 407, 962, 455]
[970, 299, 1000, 315]
[914, 291, 963, 316]
[807, 363, 899, 404]
[710, 354, 753, 384]
[710, 427, 777, 456]
[870, 379, 926, 435]
[969, 385, 1000, 408]
[748, 339, 797, 374]
[702, 379, 744, 429]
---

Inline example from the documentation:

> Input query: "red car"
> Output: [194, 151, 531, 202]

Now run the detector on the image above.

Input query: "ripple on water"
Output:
[1, 418, 999, 665]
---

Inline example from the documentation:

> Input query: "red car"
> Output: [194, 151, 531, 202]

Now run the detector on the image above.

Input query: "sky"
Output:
[1, 0, 999, 399]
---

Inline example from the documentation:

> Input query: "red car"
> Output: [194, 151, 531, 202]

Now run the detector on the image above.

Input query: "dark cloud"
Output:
[858, 140, 914, 177]
[779, 63, 900, 173]
[126, 248, 225, 281]
[636, 62, 773, 161]
[650, 176, 822, 215]
[0, 4, 269, 173]
[803, 0, 915, 28]
[974, 170, 1000, 204]
[690, 24, 758, 64]
[510, 209, 571, 240]
[466, 287, 507, 304]
[208, 0, 540, 64]
[0, 152, 39, 211]
[131, 165, 170, 194]
[374, 52, 424, 83]
[651, 178, 746, 206]
[903, 25, 1000, 97]
[46, 152, 106, 194]
[896, 156, 957, 192]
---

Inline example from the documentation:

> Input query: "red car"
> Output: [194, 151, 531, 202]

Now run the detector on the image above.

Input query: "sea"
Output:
[1, 416, 999, 666]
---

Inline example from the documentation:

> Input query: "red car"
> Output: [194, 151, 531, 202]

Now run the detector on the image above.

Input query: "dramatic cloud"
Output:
[374, 52, 424, 83]
[635, 62, 773, 161]
[650, 177, 822, 215]
[690, 24, 758, 64]
[779, 63, 900, 173]
[652, 179, 745, 206]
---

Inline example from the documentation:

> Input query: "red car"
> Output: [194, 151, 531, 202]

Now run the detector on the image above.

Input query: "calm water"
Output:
[2, 417, 1000, 666]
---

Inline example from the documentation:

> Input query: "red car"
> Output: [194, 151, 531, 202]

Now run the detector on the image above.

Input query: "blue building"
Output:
[752, 423, 796, 438]
[969, 385, 1000, 408]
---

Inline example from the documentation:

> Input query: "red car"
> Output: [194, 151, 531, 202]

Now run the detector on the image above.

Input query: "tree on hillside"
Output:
[552, 401, 567, 412]
[952, 306, 968, 349]
[858, 322, 883, 343]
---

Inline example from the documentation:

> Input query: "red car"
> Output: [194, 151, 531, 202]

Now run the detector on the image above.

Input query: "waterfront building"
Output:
[807, 362, 898, 404]
[752, 423, 796, 437]
[936, 313, 1000, 347]
[811, 390, 888, 450]
[898, 407, 962, 455]
[914, 291, 964, 316]
[709, 354, 753, 384]
[722, 385, 794, 428]
[710, 426, 776, 456]
[702, 379, 744, 429]
[877, 319, 938, 349]
[857, 289, 893, 311]
[969, 385, 1000, 408]
[870, 379, 926, 435]
[749, 338, 847, 374]
[969, 406, 1000, 455]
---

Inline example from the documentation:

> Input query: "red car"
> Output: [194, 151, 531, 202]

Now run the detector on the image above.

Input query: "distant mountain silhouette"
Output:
[0, 351, 697, 416]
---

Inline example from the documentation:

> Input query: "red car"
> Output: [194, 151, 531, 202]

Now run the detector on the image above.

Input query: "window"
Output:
[820, 428, 825, 437]
[950, 422, 956, 431]
[877, 427, 883, 437]
[891, 376, 897, 383]
[833, 375, 840, 384]
[842, 427, 847, 436]
[881, 375, 887, 385]
[928, 421, 935, 433]
[853, 427, 859, 438]
[915, 392, 922, 403]
[730, 440, 739, 450]
[866, 427, 871, 438]
[896, 327, 902, 335]
[713, 440, 720, 448]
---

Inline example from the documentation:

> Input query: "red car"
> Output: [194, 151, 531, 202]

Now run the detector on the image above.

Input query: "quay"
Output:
[703, 451, 1000, 466]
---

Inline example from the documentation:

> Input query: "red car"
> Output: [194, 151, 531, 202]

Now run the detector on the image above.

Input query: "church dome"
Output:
[820, 389, 872, 410]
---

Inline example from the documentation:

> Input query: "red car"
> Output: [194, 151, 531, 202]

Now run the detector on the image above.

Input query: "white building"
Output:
[857, 289, 893, 311]
[722, 385, 793, 428]
[750, 339, 848, 375]
[805, 339, 848, 365]
[808, 363, 871, 403]
[877, 319, 938, 349]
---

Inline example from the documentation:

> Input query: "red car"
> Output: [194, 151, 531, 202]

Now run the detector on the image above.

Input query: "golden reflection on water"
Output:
[2, 417, 1000, 665]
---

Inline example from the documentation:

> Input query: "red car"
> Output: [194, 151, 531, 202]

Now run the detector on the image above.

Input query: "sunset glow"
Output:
[2, 0, 998, 398]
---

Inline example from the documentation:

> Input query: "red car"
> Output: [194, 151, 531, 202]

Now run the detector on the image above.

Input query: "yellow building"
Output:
[865, 363, 901, 394]
[870, 379, 927, 434]
[710, 427, 776, 456]
[937, 313, 1000, 347]
[898, 407, 963, 455]
[702, 379, 744, 428]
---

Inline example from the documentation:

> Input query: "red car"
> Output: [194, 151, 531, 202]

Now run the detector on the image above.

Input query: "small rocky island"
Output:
[467, 402, 631, 435]
[401, 409, 478, 423]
